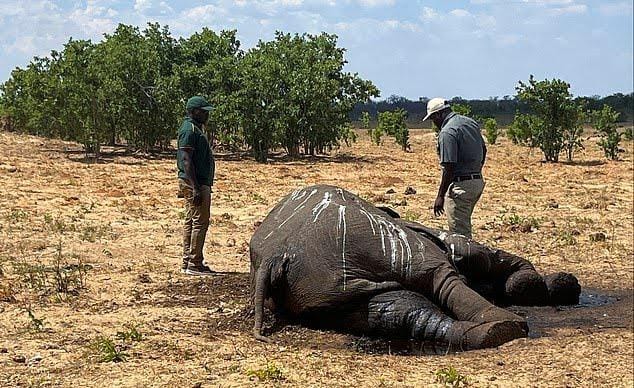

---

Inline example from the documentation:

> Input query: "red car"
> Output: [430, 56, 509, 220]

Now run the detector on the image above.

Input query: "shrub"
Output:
[483, 118, 498, 145]
[435, 366, 469, 387]
[247, 362, 285, 382]
[516, 75, 583, 162]
[592, 105, 622, 160]
[377, 109, 409, 151]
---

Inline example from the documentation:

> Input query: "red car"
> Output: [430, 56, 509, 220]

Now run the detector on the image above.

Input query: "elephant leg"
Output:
[319, 290, 526, 351]
[442, 234, 549, 306]
[434, 267, 528, 333]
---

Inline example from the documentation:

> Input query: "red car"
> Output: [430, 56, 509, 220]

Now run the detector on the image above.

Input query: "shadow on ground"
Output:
[146, 274, 633, 355]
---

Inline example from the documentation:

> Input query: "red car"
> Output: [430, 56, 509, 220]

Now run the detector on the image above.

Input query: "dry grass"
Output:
[0, 130, 632, 387]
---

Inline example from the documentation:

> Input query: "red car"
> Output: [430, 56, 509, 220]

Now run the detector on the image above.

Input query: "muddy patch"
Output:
[512, 288, 633, 338]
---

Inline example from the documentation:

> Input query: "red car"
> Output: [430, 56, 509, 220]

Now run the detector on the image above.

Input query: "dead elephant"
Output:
[250, 185, 580, 351]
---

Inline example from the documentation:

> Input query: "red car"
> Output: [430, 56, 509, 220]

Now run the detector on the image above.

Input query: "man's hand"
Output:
[433, 196, 445, 217]
[192, 188, 202, 206]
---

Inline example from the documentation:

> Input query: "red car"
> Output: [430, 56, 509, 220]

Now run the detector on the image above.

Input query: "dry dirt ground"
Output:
[0, 129, 632, 387]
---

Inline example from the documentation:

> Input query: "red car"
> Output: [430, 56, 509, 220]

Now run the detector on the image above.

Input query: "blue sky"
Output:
[0, 0, 632, 100]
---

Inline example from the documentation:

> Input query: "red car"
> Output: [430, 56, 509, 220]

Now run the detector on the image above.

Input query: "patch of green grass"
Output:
[116, 324, 143, 342]
[249, 192, 267, 204]
[555, 229, 578, 246]
[403, 210, 420, 221]
[6, 208, 29, 222]
[79, 223, 112, 242]
[43, 214, 75, 234]
[12, 243, 90, 300]
[497, 212, 540, 233]
[26, 308, 46, 332]
[90, 336, 128, 363]
[435, 366, 469, 387]
[246, 362, 285, 382]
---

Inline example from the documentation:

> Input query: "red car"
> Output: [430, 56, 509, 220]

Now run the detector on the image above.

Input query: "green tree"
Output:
[451, 103, 471, 116]
[507, 112, 541, 147]
[378, 109, 409, 151]
[592, 105, 622, 160]
[238, 31, 378, 162]
[360, 111, 371, 135]
[483, 118, 498, 145]
[516, 75, 581, 162]
[562, 104, 585, 162]
[176, 28, 243, 149]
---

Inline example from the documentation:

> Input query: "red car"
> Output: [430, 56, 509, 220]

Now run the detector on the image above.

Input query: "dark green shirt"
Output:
[437, 112, 486, 176]
[177, 117, 214, 186]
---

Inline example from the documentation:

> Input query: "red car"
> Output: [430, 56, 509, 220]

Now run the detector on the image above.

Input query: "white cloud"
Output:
[4, 36, 36, 54]
[598, 2, 633, 16]
[521, 0, 574, 4]
[548, 4, 587, 16]
[357, 0, 395, 7]
[180, 4, 227, 23]
[378, 19, 420, 33]
[134, 0, 173, 15]
[420, 7, 438, 22]
[496, 34, 522, 46]
[450, 9, 471, 18]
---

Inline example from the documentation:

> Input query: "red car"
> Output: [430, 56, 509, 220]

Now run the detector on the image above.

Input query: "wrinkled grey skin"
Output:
[250, 185, 580, 351]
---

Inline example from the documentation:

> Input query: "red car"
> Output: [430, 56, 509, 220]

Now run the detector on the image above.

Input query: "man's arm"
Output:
[181, 148, 201, 205]
[434, 162, 455, 217]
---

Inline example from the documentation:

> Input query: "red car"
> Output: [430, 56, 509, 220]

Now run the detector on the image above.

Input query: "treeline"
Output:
[352, 93, 634, 128]
[0, 23, 378, 162]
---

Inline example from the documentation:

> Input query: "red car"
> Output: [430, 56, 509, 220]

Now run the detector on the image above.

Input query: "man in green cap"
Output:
[177, 96, 215, 275]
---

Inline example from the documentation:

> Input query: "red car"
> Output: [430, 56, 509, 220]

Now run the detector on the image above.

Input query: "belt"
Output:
[454, 174, 482, 182]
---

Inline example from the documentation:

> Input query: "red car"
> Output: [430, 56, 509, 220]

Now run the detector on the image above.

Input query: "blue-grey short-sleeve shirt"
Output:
[437, 112, 486, 176]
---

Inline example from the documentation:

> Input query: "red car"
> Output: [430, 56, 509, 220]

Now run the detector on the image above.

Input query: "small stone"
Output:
[192, 383, 202, 388]
[385, 188, 396, 194]
[28, 354, 42, 364]
[589, 232, 607, 242]
[404, 186, 416, 195]
[547, 201, 559, 208]
[496, 360, 505, 366]
[0, 348, 7, 353]
[398, 199, 407, 206]
[138, 273, 152, 283]
[13, 355, 26, 363]
[226, 238, 236, 247]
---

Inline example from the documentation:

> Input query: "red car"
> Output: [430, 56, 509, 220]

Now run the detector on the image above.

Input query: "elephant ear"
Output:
[376, 206, 401, 219]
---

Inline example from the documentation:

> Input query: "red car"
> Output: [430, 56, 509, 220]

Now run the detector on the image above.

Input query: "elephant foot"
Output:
[505, 269, 549, 305]
[451, 321, 527, 350]
[473, 306, 528, 334]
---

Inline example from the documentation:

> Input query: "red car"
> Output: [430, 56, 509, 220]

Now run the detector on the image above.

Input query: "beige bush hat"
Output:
[422, 97, 450, 121]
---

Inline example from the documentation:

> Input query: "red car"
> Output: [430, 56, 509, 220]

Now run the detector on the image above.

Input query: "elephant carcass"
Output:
[249, 185, 579, 350]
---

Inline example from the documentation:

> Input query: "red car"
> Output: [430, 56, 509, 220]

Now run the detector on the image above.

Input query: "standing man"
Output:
[177, 96, 215, 275]
[422, 98, 487, 239]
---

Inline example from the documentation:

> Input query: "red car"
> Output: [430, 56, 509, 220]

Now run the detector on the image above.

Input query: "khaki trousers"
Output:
[179, 179, 211, 266]
[445, 178, 485, 239]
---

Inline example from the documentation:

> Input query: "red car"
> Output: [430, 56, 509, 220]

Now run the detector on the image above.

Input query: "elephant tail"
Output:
[252, 260, 273, 342]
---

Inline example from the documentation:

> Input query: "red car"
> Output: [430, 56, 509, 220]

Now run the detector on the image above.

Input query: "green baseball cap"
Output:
[186, 96, 213, 111]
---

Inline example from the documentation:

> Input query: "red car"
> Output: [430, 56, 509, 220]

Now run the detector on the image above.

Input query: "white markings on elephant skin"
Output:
[312, 192, 333, 222]
[358, 205, 416, 278]
[337, 205, 347, 290]
[275, 188, 318, 231]
[277, 188, 307, 216]
[336, 188, 346, 201]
